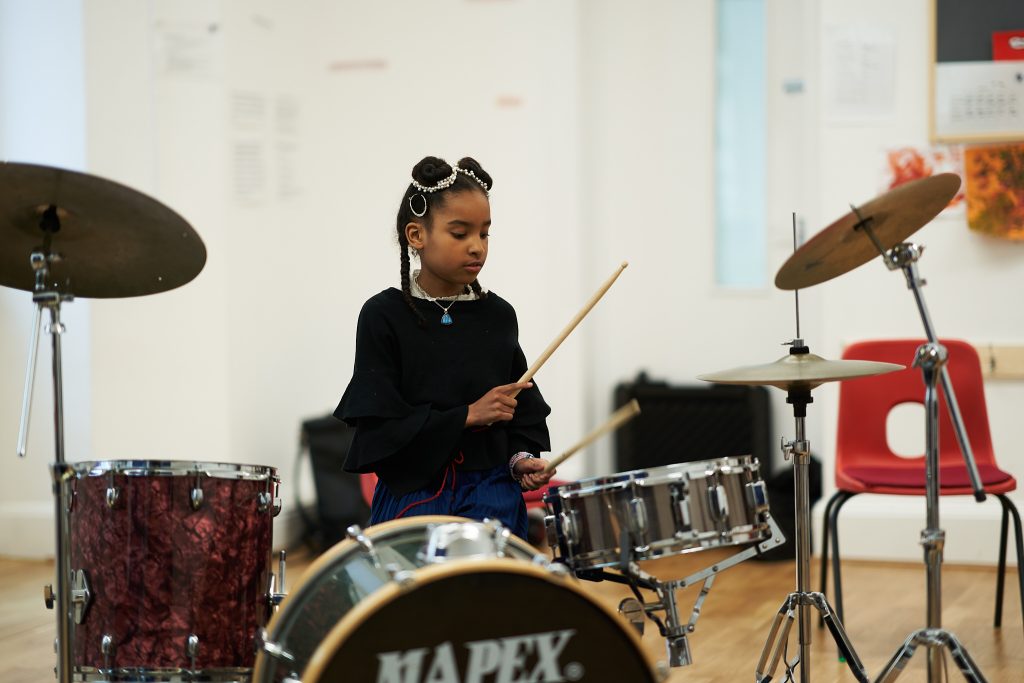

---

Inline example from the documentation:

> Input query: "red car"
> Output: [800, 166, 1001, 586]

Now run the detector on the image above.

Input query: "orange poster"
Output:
[883, 146, 965, 210]
[963, 143, 1024, 240]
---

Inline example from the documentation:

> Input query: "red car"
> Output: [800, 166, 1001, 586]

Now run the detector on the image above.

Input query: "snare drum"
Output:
[303, 560, 660, 683]
[66, 460, 279, 681]
[544, 455, 771, 569]
[253, 516, 541, 683]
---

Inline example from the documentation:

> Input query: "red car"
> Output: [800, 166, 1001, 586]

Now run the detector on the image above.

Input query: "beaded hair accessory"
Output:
[408, 162, 490, 217]
[411, 168, 458, 194]
[454, 166, 490, 195]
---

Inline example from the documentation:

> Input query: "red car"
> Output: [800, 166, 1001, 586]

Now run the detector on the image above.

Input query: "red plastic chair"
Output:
[359, 472, 378, 508]
[819, 339, 1023, 634]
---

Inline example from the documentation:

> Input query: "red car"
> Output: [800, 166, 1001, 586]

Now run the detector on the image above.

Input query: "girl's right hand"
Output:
[466, 381, 533, 427]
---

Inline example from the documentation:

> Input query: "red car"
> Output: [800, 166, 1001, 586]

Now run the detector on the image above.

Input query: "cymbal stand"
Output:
[755, 353, 869, 683]
[853, 220, 986, 681]
[16, 212, 78, 683]
[853, 214, 985, 500]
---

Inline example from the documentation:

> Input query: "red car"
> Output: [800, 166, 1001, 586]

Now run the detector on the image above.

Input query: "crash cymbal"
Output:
[697, 352, 904, 391]
[0, 162, 205, 298]
[775, 173, 961, 291]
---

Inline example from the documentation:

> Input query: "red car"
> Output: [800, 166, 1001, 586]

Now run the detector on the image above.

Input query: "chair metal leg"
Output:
[829, 491, 858, 629]
[818, 490, 844, 628]
[995, 496, 1009, 628]
[995, 494, 1024, 638]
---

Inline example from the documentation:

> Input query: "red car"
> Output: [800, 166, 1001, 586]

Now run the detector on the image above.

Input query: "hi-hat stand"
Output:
[754, 352, 869, 683]
[853, 217, 988, 681]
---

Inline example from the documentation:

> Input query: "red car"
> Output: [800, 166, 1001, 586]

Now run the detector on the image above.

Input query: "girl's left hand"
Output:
[514, 457, 555, 491]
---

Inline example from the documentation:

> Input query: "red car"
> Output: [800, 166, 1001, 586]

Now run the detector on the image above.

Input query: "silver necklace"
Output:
[430, 297, 456, 326]
[414, 274, 472, 326]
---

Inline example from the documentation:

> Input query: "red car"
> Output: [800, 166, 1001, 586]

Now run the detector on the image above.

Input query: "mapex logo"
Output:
[375, 629, 583, 683]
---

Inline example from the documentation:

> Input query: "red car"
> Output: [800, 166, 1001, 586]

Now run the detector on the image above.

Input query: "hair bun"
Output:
[412, 156, 454, 185]
[456, 157, 493, 191]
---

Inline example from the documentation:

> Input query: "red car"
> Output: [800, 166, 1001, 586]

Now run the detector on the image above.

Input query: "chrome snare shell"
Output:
[544, 455, 771, 569]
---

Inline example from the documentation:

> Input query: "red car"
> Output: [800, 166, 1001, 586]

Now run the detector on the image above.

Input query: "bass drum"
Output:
[254, 516, 541, 683]
[303, 559, 660, 683]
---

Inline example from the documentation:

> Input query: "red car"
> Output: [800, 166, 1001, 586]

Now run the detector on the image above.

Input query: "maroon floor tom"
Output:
[66, 459, 279, 681]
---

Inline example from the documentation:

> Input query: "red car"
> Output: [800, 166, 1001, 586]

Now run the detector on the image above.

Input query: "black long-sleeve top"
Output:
[335, 288, 551, 497]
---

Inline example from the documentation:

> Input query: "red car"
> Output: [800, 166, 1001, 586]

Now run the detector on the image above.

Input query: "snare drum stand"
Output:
[578, 500, 787, 669]
[755, 346, 869, 683]
[854, 226, 987, 682]
[15, 224, 80, 683]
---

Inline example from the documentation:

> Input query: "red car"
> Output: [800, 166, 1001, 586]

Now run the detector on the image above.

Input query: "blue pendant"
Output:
[441, 312, 453, 325]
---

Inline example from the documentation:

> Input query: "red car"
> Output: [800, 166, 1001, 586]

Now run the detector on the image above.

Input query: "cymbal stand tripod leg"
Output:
[755, 594, 797, 681]
[859, 238, 987, 682]
[757, 382, 869, 683]
[871, 346, 987, 682]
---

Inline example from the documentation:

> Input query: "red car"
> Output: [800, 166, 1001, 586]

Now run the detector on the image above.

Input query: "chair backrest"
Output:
[836, 339, 996, 473]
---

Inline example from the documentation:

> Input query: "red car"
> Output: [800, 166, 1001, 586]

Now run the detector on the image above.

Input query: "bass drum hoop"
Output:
[252, 515, 539, 682]
[71, 665, 252, 681]
[302, 559, 659, 683]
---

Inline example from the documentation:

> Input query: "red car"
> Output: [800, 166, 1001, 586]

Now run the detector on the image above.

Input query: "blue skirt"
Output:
[370, 463, 529, 540]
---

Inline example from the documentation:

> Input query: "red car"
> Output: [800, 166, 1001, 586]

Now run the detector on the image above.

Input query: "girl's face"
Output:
[406, 189, 490, 297]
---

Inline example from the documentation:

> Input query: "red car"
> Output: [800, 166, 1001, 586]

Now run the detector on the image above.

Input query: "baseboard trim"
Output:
[0, 501, 56, 559]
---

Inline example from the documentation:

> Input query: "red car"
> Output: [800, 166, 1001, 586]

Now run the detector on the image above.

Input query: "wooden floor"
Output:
[1, 548, 1020, 682]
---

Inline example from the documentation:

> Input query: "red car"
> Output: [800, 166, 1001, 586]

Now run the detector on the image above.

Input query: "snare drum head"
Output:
[304, 560, 658, 683]
[254, 516, 539, 683]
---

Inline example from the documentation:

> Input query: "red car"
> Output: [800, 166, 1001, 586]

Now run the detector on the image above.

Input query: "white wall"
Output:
[0, 0, 92, 556]
[0, 0, 1020, 567]
[0, 0, 589, 556]
[580, 0, 823, 479]
[812, 0, 1024, 563]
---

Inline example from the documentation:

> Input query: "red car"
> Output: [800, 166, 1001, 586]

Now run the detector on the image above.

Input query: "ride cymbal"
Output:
[775, 173, 961, 291]
[0, 162, 205, 298]
[697, 352, 903, 391]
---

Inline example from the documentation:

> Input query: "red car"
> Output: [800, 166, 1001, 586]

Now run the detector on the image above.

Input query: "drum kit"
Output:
[2, 159, 988, 682]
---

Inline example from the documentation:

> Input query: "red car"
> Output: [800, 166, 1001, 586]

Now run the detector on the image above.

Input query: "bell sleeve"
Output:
[334, 300, 467, 480]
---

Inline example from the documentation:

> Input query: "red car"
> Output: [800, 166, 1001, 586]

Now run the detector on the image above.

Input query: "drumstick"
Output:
[510, 261, 628, 398]
[542, 399, 641, 473]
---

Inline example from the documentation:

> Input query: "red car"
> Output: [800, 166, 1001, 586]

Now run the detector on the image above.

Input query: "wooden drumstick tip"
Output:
[511, 260, 630, 396]
[542, 398, 641, 474]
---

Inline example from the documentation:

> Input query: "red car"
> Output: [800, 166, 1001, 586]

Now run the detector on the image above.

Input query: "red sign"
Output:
[993, 30, 1024, 61]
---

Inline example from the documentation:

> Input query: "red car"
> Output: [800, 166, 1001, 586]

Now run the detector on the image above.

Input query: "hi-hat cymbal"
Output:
[775, 173, 961, 291]
[697, 352, 904, 391]
[0, 162, 205, 298]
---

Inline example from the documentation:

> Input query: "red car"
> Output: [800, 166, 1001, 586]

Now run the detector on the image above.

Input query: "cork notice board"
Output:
[931, 0, 1024, 143]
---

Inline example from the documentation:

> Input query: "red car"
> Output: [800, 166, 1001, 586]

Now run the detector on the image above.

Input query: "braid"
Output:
[398, 235, 425, 327]
[469, 279, 487, 299]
